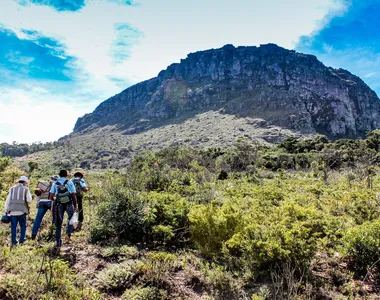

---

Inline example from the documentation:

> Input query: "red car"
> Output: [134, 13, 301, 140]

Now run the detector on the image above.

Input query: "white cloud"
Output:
[0, 0, 337, 143]
[1, 0, 336, 87]
[0, 88, 94, 143]
[113, 0, 338, 82]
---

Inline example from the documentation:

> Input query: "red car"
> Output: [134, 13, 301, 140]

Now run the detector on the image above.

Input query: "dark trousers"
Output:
[10, 214, 27, 245]
[55, 202, 74, 247]
[52, 201, 56, 224]
[77, 195, 84, 222]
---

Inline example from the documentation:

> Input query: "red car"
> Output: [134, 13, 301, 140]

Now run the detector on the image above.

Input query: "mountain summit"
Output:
[74, 44, 380, 139]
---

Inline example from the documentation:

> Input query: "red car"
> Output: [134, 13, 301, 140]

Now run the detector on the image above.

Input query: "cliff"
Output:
[74, 44, 380, 139]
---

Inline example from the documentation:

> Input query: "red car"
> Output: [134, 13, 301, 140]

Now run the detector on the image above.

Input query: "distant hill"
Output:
[74, 43, 380, 140]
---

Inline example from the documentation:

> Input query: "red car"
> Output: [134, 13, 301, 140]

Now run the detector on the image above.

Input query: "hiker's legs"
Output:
[55, 204, 65, 247]
[48, 202, 57, 238]
[52, 201, 57, 224]
[66, 204, 74, 237]
[77, 195, 84, 222]
[10, 216, 19, 245]
[32, 202, 51, 236]
[19, 214, 27, 243]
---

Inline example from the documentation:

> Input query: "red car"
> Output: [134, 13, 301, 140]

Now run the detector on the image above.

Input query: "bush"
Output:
[122, 286, 167, 300]
[99, 246, 139, 261]
[138, 252, 178, 287]
[225, 202, 326, 271]
[89, 176, 149, 243]
[90, 176, 191, 246]
[342, 219, 380, 275]
[348, 190, 380, 224]
[190, 194, 327, 272]
[96, 261, 138, 294]
[201, 263, 241, 299]
[189, 199, 243, 257]
[145, 192, 190, 245]
[0, 274, 32, 299]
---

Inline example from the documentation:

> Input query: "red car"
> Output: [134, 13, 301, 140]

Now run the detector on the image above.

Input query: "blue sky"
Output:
[0, 0, 378, 143]
[296, 0, 380, 94]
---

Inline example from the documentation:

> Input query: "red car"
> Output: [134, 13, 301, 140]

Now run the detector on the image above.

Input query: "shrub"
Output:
[348, 190, 380, 224]
[224, 202, 327, 272]
[90, 175, 191, 246]
[138, 252, 179, 288]
[144, 165, 172, 192]
[122, 286, 167, 300]
[342, 219, 380, 275]
[189, 199, 244, 257]
[99, 246, 139, 261]
[0, 274, 32, 299]
[145, 192, 190, 245]
[96, 261, 138, 294]
[89, 177, 149, 243]
[201, 263, 241, 299]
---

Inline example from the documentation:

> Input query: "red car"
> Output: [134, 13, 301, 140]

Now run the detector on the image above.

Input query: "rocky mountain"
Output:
[74, 43, 380, 140]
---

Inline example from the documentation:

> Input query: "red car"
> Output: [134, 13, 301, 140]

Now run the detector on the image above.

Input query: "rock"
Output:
[73, 44, 380, 139]
[97, 151, 115, 158]
[80, 161, 91, 169]
[118, 148, 131, 157]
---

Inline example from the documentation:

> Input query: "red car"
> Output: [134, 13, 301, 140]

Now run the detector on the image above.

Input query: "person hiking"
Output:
[31, 175, 59, 240]
[4, 176, 33, 246]
[49, 170, 78, 248]
[71, 171, 89, 231]
[50, 175, 59, 225]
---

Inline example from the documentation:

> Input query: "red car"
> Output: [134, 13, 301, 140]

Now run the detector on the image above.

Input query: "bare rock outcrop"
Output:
[74, 44, 380, 139]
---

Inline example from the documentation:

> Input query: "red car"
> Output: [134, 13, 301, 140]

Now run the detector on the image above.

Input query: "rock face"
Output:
[74, 44, 380, 139]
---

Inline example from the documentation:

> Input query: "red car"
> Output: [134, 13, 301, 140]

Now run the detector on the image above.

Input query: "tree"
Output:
[27, 161, 39, 175]
[366, 130, 380, 152]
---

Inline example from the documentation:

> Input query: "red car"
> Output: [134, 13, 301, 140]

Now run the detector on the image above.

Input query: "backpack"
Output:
[73, 179, 83, 196]
[36, 181, 52, 199]
[55, 180, 72, 204]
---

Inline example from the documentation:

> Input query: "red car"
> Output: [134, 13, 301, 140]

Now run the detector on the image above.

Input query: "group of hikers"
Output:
[3, 169, 88, 248]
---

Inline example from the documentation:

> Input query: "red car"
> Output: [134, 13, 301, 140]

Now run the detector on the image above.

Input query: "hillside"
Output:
[2, 133, 380, 299]
[74, 43, 380, 141]
[5, 44, 380, 170]
[16, 111, 308, 170]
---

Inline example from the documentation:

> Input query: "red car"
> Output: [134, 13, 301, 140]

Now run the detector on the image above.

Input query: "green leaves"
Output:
[342, 219, 380, 275]
[89, 174, 190, 246]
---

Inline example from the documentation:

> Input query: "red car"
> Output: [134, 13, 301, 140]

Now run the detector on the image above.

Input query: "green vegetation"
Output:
[1, 131, 380, 298]
[0, 141, 63, 158]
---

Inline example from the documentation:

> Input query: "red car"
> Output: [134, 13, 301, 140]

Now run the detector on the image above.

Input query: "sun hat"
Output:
[51, 175, 59, 181]
[17, 176, 29, 183]
[73, 171, 84, 178]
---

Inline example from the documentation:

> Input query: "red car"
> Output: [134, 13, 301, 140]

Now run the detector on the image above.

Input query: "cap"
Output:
[17, 176, 29, 183]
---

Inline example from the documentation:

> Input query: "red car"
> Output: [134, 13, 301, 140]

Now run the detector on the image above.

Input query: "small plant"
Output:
[138, 252, 178, 287]
[122, 286, 167, 300]
[96, 261, 138, 294]
[99, 246, 139, 261]
[201, 263, 240, 298]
